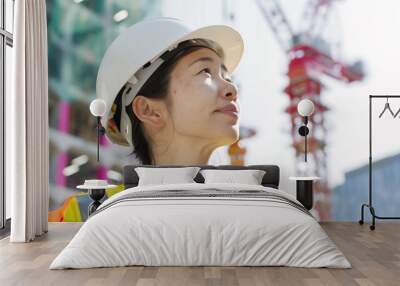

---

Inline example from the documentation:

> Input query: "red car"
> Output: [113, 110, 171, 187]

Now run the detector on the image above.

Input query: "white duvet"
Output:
[49, 183, 351, 269]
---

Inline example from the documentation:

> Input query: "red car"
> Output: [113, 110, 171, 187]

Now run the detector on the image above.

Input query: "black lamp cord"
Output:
[96, 117, 105, 162]
[304, 116, 308, 163]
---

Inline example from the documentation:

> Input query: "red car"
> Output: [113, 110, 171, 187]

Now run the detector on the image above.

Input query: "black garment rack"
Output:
[359, 95, 400, 230]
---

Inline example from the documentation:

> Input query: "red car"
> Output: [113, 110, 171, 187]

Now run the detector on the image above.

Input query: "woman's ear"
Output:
[131, 95, 165, 127]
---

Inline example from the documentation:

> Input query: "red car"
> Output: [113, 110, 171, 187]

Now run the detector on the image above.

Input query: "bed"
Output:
[49, 164, 351, 269]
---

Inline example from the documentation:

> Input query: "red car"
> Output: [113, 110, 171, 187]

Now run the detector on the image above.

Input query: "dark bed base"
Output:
[123, 164, 280, 190]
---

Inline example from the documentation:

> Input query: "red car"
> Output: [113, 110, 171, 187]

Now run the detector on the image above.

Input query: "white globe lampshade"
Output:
[90, 99, 107, 117]
[297, 99, 315, 116]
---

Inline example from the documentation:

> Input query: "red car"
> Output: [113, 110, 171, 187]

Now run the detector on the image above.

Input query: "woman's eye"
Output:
[200, 68, 212, 75]
[199, 68, 232, 82]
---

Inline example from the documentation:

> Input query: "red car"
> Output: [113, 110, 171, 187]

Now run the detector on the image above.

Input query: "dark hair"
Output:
[113, 42, 215, 165]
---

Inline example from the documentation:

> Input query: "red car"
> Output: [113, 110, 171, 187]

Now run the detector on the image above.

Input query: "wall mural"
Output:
[47, 0, 400, 223]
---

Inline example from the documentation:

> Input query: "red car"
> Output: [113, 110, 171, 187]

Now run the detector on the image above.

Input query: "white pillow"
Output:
[200, 169, 266, 185]
[135, 167, 201, 186]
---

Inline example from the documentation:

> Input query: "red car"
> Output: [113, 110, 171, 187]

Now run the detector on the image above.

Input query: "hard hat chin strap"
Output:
[124, 57, 165, 107]
[120, 86, 134, 149]
[119, 58, 164, 151]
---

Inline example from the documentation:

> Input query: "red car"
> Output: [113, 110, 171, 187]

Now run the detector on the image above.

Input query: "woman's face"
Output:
[166, 47, 240, 147]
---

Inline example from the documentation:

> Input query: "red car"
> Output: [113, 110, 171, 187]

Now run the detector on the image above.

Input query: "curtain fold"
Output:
[7, 0, 49, 242]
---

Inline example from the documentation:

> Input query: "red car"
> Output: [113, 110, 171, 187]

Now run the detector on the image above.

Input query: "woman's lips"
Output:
[214, 103, 239, 121]
[215, 110, 239, 120]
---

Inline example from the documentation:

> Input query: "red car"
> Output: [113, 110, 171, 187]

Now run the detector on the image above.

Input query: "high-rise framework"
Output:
[256, 0, 364, 220]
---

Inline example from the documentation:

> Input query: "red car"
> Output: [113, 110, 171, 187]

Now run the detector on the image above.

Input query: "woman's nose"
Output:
[221, 81, 238, 101]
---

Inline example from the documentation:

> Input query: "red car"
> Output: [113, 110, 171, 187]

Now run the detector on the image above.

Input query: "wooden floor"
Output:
[0, 222, 399, 286]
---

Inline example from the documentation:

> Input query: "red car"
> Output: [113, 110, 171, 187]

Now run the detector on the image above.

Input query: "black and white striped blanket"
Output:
[89, 188, 313, 219]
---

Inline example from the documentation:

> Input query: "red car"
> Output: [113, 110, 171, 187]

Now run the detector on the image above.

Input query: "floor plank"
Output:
[0, 222, 399, 286]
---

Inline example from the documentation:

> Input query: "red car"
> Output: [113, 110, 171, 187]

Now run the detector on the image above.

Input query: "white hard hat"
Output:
[96, 17, 244, 151]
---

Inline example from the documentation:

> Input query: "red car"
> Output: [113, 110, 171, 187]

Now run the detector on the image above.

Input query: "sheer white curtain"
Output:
[6, 0, 49, 242]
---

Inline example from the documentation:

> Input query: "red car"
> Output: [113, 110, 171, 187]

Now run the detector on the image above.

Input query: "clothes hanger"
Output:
[378, 97, 396, 118]
[394, 105, 400, 118]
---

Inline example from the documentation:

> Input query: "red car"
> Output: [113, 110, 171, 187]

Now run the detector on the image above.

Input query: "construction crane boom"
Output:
[256, 0, 364, 220]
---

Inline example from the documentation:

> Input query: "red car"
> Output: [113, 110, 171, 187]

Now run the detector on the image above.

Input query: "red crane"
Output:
[256, 0, 364, 220]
